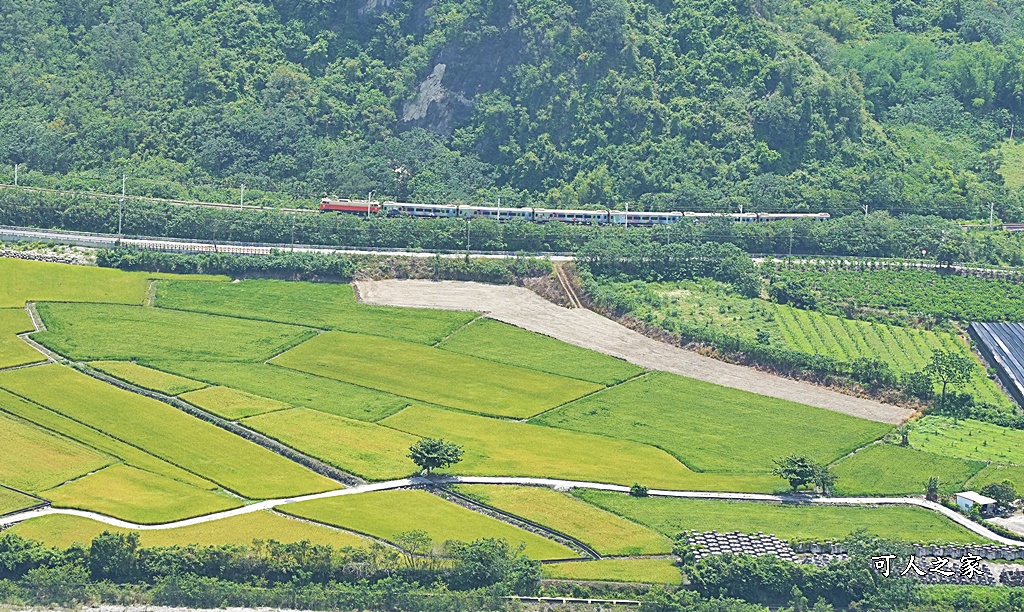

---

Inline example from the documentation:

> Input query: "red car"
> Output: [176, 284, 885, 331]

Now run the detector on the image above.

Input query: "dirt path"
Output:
[354, 280, 913, 425]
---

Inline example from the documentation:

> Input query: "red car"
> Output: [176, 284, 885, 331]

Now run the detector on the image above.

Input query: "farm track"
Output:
[354, 280, 914, 425]
[2, 475, 1021, 546]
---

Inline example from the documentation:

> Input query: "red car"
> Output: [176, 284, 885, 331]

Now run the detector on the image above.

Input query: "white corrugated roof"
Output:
[957, 491, 997, 505]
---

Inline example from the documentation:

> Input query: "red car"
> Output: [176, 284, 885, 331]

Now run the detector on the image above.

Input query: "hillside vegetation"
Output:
[0, 0, 1021, 220]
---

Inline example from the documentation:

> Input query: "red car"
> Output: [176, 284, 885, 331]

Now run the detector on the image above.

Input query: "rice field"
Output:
[0, 308, 43, 369]
[281, 489, 577, 560]
[35, 303, 315, 363]
[0, 365, 338, 499]
[155, 279, 477, 345]
[149, 361, 411, 422]
[180, 386, 292, 420]
[381, 405, 779, 491]
[575, 490, 988, 544]
[0, 410, 113, 492]
[241, 408, 419, 480]
[90, 361, 207, 395]
[437, 318, 644, 385]
[830, 444, 985, 496]
[0, 387, 217, 490]
[455, 485, 672, 556]
[0, 258, 148, 307]
[43, 464, 241, 523]
[8, 512, 370, 550]
[913, 417, 1024, 465]
[542, 558, 682, 584]
[0, 487, 40, 515]
[272, 331, 601, 419]
[533, 372, 892, 474]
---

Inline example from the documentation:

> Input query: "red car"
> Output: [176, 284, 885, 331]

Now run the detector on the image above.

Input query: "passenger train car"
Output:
[319, 198, 830, 226]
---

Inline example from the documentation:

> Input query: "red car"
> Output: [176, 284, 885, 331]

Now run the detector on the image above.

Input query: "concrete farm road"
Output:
[1, 475, 1019, 546]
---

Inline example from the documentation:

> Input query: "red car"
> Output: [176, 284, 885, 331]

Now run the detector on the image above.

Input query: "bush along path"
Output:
[1, 475, 1021, 546]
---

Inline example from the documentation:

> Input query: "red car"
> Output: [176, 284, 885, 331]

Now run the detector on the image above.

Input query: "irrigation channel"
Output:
[1, 475, 1021, 546]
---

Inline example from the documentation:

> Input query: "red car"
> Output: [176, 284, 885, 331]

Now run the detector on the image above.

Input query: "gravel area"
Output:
[354, 279, 913, 425]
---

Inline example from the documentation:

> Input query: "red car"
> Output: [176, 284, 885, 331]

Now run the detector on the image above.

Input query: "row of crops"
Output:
[770, 268, 1024, 323]
[608, 277, 1013, 409]
[771, 304, 1008, 407]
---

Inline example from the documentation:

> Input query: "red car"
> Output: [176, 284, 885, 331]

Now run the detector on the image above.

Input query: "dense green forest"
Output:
[1, 0, 1022, 219]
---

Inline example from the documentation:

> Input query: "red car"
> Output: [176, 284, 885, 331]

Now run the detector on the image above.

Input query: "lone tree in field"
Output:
[773, 456, 837, 494]
[925, 350, 974, 407]
[409, 438, 464, 475]
[772, 455, 819, 492]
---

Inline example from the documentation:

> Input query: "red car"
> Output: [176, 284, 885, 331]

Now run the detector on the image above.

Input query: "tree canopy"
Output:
[0, 0, 1021, 220]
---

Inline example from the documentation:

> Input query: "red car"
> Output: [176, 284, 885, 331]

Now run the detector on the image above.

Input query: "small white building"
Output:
[956, 491, 998, 516]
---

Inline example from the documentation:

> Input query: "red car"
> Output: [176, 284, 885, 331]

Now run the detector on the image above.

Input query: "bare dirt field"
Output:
[354, 280, 913, 425]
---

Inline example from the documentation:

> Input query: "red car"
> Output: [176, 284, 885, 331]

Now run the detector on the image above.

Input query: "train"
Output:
[319, 198, 830, 226]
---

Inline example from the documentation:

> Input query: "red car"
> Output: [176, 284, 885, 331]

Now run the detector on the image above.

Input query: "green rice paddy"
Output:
[542, 558, 682, 584]
[8, 512, 370, 550]
[156, 279, 476, 344]
[575, 490, 988, 544]
[90, 361, 207, 395]
[0, 410, 113, 492]
[242, 408, 419, 480]
[534, 371, 892, 474]
[282, 489, 577, 560]
[0, 487, 40, 515]
[381, 405, 779, 491]
[273, 331, 601, 418]
[456, 485, 672, 556]
[43, 464, 241, 523]
[437, 318, 644, 385]
[830, 444, 985, 496]
[0, 365, 338, 499]
[180, 386, 292, 420]
[35, 303, 315, 362]
[150, 361, 410, 421]
[0, 387, 217, 490]
[0, 308, 43, 369]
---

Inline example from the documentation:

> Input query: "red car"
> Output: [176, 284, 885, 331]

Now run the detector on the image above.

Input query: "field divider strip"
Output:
[431, 486, 598, 560]
[3, 474, 1021, 546]
[77, 364, 364, 488]
[524, 371, 653, 423]
[0, 384, 224, 491]
[268, 509, 402, 551]
[431, 314, 484, 347]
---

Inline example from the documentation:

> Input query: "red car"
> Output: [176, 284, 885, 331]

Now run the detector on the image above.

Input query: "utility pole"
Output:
[368, 191, 373, 218]
[290, 213, 296, 251]
[466, 218, 471, 253]
[118, 174, 125, 240]
[989, 202, 995, 230]
[13, 163, 18, 186]
[624, 202, 629, 229]
[240, 184, 246, 207]
[789, 226, 794, 257]
[496, 197, 500, 222]
[863, 204, 869, 217]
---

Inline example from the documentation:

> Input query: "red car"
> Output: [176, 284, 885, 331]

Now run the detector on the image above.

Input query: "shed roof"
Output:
[956, 491, 997, 505]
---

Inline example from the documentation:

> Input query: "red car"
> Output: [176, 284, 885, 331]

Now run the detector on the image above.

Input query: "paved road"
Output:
[0, 225, 572, 260]
[2, 475, 1018, 545]
[355, 280, 914, 424]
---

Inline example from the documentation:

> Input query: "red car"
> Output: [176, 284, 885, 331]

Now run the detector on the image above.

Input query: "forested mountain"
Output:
[1, 0, 1022, 219]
